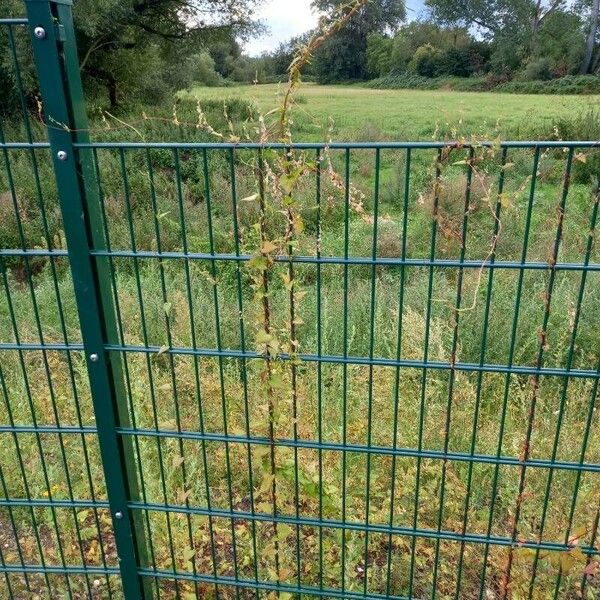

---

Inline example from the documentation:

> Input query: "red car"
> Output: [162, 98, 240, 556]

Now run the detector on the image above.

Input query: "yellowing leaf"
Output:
[256, 330, 274, 345]
[277, 524, 293, 542]
[261, 240, 278, 254]
[569, 526, 587, 544]
[183, 547, 195, 561]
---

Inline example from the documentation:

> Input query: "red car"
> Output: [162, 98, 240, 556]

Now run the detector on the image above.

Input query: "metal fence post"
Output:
[24, 1, 149, 597]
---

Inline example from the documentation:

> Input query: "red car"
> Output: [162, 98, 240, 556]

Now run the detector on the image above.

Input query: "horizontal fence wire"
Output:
[2, 14, 600, 597]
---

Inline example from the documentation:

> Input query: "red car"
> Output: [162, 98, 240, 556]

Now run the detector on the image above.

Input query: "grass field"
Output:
[182, 83, 600, 141]
[1, 85, 600, 599]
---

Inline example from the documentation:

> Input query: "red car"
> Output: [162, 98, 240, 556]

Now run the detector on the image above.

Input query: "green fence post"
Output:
[24, 1, 149, 597]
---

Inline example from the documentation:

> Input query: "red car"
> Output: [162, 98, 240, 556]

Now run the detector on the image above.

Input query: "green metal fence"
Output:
[1, 1, 600, 598]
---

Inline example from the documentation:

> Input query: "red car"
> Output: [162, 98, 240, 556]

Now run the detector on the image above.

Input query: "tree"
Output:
[366, 33, 394, 77]
[580, 0, 600, 73]
[208, 38, 243, 78]
[189, 51, 224, 86]
[424, 0, 571, 67]
[2, 0, 261, 108]
[424, 0, 531, 34]
[535, 10, 585, 75]
[311, 0, 406, 82]
[390, 21, 472, 72]
[409, 43, 442, 76]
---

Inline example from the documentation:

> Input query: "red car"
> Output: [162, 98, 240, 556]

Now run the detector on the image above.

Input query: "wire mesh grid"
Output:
[2, 10, 600, 600]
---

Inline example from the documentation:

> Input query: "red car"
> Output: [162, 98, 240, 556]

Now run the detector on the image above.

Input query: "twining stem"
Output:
[500, 149, 573, 599]
[278, 0, 369, 141]
[256, 152, 281, 582]
[283, 148, 302, 580]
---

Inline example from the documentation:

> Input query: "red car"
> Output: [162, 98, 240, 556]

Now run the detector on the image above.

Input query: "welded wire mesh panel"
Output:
[82, 139, 599, 599]
[2, 9, 600, 600]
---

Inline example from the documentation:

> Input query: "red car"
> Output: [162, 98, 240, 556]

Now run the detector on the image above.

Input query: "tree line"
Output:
[1, 0, 598, 113]
[260, 0, 599, 84]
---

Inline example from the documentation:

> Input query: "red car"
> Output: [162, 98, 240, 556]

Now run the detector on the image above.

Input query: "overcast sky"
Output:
[245, 0, 426, 56]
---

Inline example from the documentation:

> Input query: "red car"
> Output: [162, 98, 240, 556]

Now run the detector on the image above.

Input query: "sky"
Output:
[245, 0, 426, 56]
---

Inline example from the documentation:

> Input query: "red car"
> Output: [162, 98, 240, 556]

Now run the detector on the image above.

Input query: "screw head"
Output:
[57, 150, 68, 161]
[89, 353, 99, 362]
[115, 511, 123, 520]
[33, 26, 46, 39]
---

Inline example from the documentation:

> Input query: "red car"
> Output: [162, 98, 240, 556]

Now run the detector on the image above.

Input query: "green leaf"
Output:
[280, 173, 299, 195]
[277, 524, 293, 542]
[248, 255, 268, 271]
[183, 548, 195, 561]
[256, 330, 273, 345]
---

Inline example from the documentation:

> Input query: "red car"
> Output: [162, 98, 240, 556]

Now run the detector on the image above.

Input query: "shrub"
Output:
[437, 46, 473, 77]
[521, 58, 552, 81]
[497, 75, 600, 95]
[190, 51, 224, 87]
[409, 44, 442, 77]
[483, 72, 512, 90]
[366, 73, 438, 90]
[365, 74, 600, 95]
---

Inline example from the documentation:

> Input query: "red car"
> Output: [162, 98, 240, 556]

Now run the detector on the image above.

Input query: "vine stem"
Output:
[278, 0, 369, 140]
[257, 154, 281, 585]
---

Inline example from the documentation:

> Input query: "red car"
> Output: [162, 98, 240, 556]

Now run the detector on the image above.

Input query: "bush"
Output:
[365, 73, 488, 91]
[521, 58, 553, 81]
[409, 44, 442, 77]
[437, 47, 473, 77]
[190, 51, 224, 87]
[365, 74, 600, 95]
[366, 73, 440, 90]
[497, 75, 600, 95]
[483, 72, 512, 90]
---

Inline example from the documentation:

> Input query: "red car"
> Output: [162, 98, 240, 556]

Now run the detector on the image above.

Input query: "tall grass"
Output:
[1, 115, 599, 597]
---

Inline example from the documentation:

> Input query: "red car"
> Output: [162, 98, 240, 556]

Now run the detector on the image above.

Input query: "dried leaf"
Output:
[261, 240, 278, 254]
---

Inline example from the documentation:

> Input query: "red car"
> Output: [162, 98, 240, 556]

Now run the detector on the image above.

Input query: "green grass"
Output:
[182, 83, 600, 141]
[1, 87, 600, 599]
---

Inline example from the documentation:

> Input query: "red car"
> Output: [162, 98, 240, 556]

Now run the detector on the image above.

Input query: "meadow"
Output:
[181, 83, 600, 141]
[1, 85, 600, 599]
